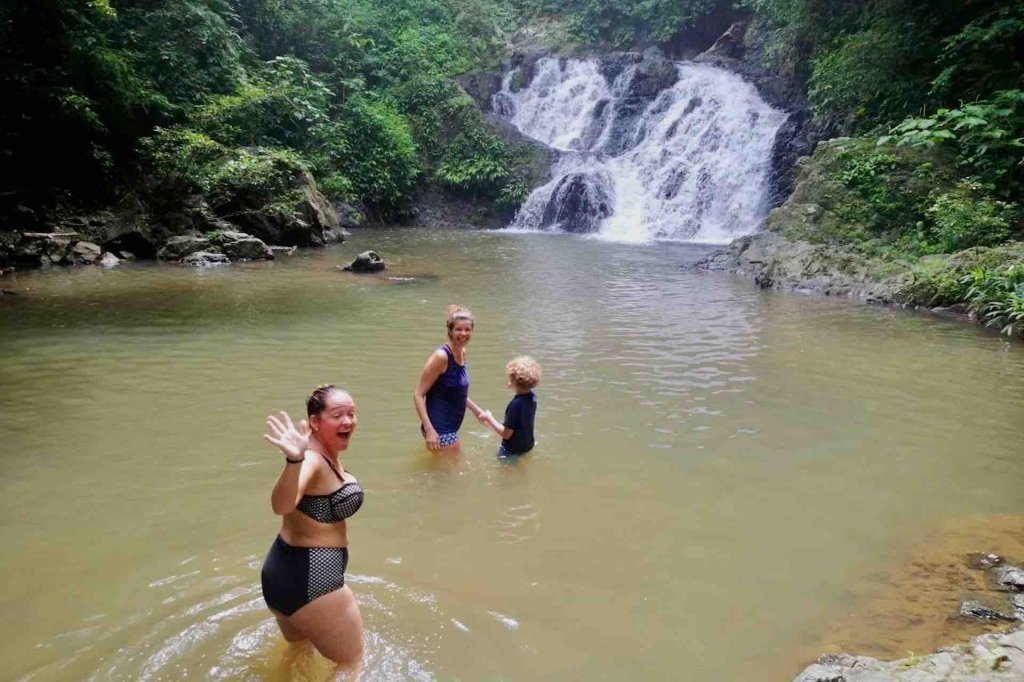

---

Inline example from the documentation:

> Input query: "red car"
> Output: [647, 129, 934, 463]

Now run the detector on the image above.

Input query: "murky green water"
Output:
[1, 228, 1022, 681]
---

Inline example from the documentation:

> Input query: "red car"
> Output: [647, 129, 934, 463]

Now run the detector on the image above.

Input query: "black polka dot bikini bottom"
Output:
[261, 535, 348, 616]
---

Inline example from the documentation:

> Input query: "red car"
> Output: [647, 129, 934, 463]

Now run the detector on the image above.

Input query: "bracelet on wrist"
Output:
[285, 457, 304, 464]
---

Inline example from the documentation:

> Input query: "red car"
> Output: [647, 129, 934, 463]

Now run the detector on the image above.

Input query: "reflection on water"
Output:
[1, 228, 1022, 680]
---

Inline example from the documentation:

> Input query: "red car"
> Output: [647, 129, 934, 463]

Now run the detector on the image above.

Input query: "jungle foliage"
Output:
[2, 0, 1021, 260]
[1, 0, 522, 221]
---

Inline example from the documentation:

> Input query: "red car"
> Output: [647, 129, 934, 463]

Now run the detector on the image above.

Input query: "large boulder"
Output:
[220, 236, 272, 261]
[212, 170, 341, 247]
[69, 241, 102, 264]
[14, 234, 73, 267]
[343, 250, 386, 273]
[157, 235, 210, 261]
[207, 230, 273, 261]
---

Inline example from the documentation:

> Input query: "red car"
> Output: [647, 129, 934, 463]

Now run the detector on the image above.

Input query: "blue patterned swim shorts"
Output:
[438, 432, 459, 447]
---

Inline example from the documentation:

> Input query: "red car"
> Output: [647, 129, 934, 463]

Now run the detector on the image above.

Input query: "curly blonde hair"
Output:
[506, 356, 541, 389]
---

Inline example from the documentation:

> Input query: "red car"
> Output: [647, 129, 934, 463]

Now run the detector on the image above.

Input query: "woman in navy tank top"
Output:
[413, 305, 485, 453]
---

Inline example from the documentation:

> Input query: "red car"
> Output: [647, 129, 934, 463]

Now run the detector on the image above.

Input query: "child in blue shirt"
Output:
[479, 356, 541, 456]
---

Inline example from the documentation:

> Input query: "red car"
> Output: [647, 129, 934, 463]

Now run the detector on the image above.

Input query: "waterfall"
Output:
[493, 57, 788, 243]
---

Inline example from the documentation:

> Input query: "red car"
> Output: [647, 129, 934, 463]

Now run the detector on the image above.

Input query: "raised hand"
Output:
[264, 411, 311, 461]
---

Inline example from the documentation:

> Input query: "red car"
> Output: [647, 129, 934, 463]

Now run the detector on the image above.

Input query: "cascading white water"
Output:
[493, 58, 788, 243]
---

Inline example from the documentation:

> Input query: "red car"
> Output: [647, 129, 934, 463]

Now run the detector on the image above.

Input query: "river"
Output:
[1, 227, 1022, 680]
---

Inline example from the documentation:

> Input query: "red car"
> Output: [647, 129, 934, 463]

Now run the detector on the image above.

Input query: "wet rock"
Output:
[960, 600, 1016, 622]
[793, 626, 1024, 681]
[1013, 595, 1024, 619]
[458, 70, 505, 107]
[540, 172, 613, 234]
[216, 169, 340, 247]
[996, 566, 1024, 592]
[343, 251, 386, 273]
[15, 233, 74, 267]
[183, 251, 229, 267]
[207, 230, 272, 261]
[335, 203, 363, 231]
[325, 203, 361, 243]
[693, 232, 904, 302]
[701, 18, 749, 60]
[99, 252, 121, 267]
[69, 241, 102, 264]
[220, 236, 272, 261]
[158, 235, 210, 261]
[104, 232, 156, 260]
[967, 553, 1004, 570]
[625, 59, 678, 99]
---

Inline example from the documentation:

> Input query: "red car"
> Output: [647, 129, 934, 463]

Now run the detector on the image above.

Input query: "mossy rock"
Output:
[766, 137, 958, 255]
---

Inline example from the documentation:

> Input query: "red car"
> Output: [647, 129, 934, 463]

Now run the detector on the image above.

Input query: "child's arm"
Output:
[479, 410, 513, 439]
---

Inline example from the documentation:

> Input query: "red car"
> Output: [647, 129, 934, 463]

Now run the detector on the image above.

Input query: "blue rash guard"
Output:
[500, 391, 537, 455]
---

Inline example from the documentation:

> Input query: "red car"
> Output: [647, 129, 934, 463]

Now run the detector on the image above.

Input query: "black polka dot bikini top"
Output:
[295, 453, 364, 524]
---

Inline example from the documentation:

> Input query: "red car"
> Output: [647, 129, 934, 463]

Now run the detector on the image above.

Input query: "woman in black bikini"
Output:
[260, 385, 364, 668]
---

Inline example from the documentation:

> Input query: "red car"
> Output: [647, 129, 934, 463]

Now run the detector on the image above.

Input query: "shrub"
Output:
[192, 56, 333, 149]
[336, 96, 420, 211]
[926, 181, 1017, 253]
[880, 90, 1024, 199]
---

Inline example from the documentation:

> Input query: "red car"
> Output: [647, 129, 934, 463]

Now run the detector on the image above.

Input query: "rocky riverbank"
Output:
[789, 518, 1024, 682]
[695, 136, 1024, 336]
[0, 168, 362, 270]
[795, 625, 1024, 681]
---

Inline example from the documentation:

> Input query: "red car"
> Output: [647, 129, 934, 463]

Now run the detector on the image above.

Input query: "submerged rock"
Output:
[967, 553, 1004, 570]
[960, 600, 1016, 622]
[343, 251, 386, 273]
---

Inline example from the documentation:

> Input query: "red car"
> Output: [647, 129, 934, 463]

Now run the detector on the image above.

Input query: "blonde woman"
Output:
[413, 305, 485, 453]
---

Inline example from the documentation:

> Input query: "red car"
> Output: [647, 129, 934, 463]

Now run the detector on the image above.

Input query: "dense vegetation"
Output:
[1, 0, 527, 224]
[2, 0, 1022, 330]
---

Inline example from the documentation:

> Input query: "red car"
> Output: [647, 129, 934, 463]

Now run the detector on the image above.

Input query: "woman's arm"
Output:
[466, 398, 484, 421]
[264, 411, 314, 514]
[270, 457, 316, 515]
[413, 351, 447, 452]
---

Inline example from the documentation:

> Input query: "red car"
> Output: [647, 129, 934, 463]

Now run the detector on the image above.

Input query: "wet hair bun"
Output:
[307, 384, 344, 417]
[446, 304, 472, 317]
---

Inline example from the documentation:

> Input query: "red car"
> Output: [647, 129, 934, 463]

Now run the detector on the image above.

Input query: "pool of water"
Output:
[1, 228, 1022, 680]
